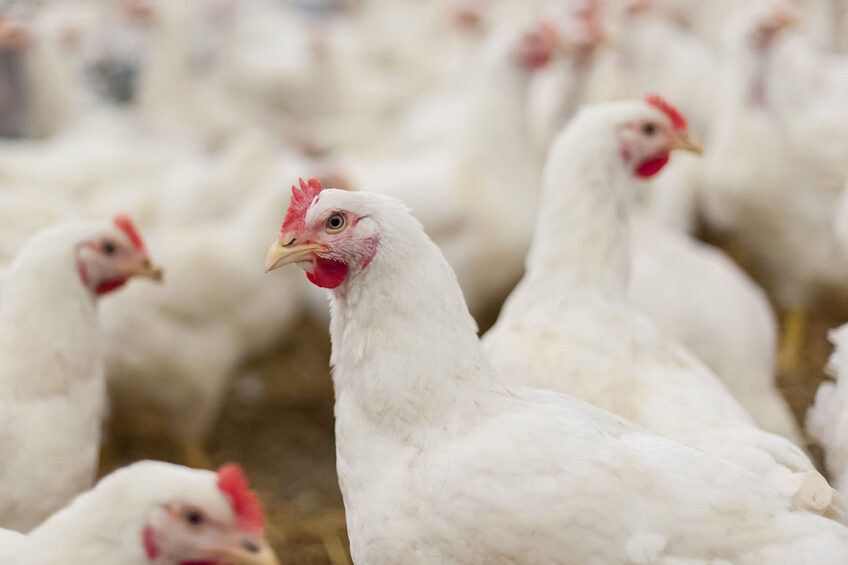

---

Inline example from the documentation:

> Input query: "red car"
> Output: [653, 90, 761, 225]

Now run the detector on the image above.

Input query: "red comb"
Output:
[280, 178, 324, 234]
[113, 215, 146, 252]
[216, 463, 265, 531]
[645, 94, 687, 131]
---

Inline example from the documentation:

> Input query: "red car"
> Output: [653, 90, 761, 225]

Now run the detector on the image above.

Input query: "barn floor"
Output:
[99, 279, 846, 564]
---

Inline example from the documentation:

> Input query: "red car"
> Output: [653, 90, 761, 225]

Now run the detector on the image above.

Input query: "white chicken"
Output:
[0, 4, 73, 139]
[100, 157, 313, 464]
[482, 98, 830, 510]
[346, 18, 561, 316]
[0, 217, 162, 532]
[627, 215, 802, 443]
[2, 460, 278, 565]
[264, 182, 848, 564]
[702, 0, 848, 368]
[808, 324, 848, 493]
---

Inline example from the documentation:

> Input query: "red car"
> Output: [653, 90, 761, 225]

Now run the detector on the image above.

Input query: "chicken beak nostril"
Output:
[242, 539, 260, 553]
[136, 258, 164, 282]
[284, 238, 297, 247]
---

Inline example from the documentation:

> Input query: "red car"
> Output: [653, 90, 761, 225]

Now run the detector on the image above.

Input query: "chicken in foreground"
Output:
[2, 460, 278, 565]
[808, 324, 848, 494]
[265, 180, 848, 564]
[0, 216, 162, 532]
[481, 97, 832, 514]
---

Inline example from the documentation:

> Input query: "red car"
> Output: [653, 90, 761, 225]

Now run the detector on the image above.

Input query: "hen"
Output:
[100, 160, 311, 464]
[3, 461, 278, 565]
[345, 18, 561, 315]
[701, 1, 848, 368]
[481, 97, 832, 512]
[0, 217, 161, 532]
[628, 215, 801, 443]
[808, 324, 848, 493]
[265, 180, 848, 564]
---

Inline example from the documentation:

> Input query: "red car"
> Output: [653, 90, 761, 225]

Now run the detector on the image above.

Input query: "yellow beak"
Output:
[264, 239, 325, 273]
[133, 258, 164, 282]
[212, 536, 280, 565]
[673, 132, 703, 155]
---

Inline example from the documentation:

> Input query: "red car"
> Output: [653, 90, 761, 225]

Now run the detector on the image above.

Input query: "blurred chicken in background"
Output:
[5, 0, 848, 562]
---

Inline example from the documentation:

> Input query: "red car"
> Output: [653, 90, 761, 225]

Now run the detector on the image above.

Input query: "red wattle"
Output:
[96, 278, 128, 296]
[635, 152, 670, 178]
[306, 257, 349, 289]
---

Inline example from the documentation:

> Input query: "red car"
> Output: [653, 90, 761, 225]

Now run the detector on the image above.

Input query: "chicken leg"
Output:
[778, 308, 807, 374]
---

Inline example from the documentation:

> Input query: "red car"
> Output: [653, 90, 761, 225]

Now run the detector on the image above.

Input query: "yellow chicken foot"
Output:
[322, 531, 352, 565]
[778, 308, 807, 374]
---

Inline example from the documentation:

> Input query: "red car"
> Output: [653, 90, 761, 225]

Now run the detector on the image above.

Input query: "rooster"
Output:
[481, 97, 833, 514]
[3, 461, 278, 565]
[265, 179, 848, 564]
[0, 216, 162, 532]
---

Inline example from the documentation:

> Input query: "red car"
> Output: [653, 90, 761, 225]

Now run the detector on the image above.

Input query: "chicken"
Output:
[808, 324, 848, 493]
[628, 215, 803, 443]
[100, 158, 312, 464]
[0, 216, 162, 532]
[347, 18, 562, 316]
[264, 180, 848, 564]
[701, 1, 848, 369]
[0, 5, 73, 139]
[584, 1, 717, 136]
[481, 97, 833, 512]
[3, 460, 278, 565]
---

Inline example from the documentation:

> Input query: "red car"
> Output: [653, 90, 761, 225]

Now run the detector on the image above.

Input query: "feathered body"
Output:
[12, 460, 276, 565]
[809, 325, 848, 493]
[346, 19, 552, 315]
[702, 1, 848, 307]
[482, 101, 828, 508]
[267, 186, 848, 565]
[628, 215, 801, 443]
[0, 221, 157, 531]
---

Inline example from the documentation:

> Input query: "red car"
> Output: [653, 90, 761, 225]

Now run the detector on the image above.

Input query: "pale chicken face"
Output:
[514, 20, 561, 70]
[265, 179, 379, 289]
[141, 464, 277, 565]
[143, 502, 276, 565]
[0, 16, 28, 50]
[617, 96, 702, 179]
[75, 215, 162, 296]
[749, 4, 797, 49]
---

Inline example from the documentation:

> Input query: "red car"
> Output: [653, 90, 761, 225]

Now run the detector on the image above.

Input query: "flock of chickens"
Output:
[5, 0, 848, 562]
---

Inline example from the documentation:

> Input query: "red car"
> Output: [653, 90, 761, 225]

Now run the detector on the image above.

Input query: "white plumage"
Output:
[808, 325, 848, 493]
[5, 460, 277, 565]
[266, 186, 848, 565]
[628, 215, 801, 443]
[0, 220, 159, 532]
[482, 100, 829, 511]
[701, 0, 848, 308]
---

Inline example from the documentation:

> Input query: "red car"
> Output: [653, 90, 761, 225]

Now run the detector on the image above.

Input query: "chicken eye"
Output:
[643, 123, 656, 136]
[185, 509, 205, 526]
[325, 213, 346, 233]
[101, 242, 116, 255]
